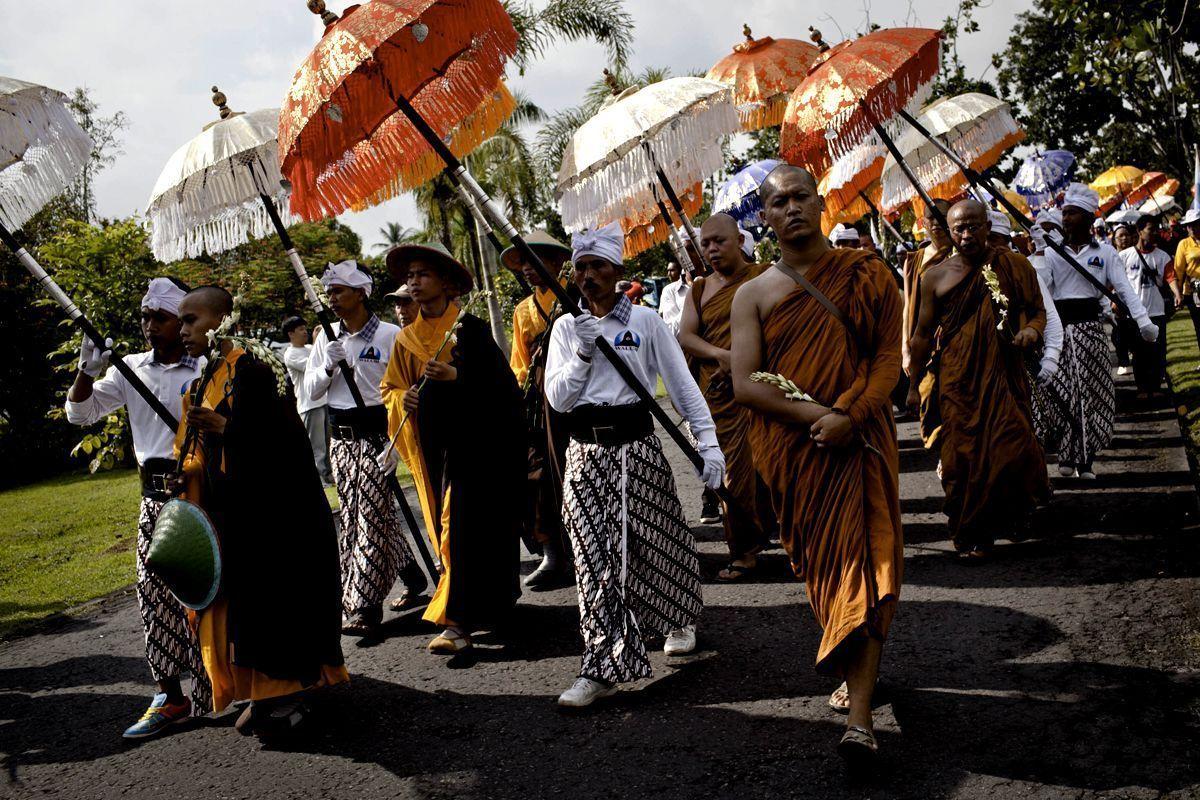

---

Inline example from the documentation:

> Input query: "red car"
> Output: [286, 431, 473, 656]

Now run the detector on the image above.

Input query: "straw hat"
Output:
[385, 241, 474, 294]
[500, 230, 571, 272]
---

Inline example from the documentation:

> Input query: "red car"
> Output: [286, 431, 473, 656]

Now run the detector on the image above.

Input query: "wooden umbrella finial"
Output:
[211, 86, 232, 120]
[307, 0, 339, 27]
[809, 26, 831, 52]
[603, 69, 621, 95]
[743, 24, 754, 42]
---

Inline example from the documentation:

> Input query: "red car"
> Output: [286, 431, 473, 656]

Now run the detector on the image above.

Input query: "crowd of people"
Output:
[62, 162, 1195, 767]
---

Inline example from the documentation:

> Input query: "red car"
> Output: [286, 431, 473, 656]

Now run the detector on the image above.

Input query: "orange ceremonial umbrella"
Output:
[705, 25, 820, 131]
[279, 0, 518, 221]
[621, 183, 704, 259]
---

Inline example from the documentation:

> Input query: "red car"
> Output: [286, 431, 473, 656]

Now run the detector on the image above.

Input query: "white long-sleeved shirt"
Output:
[304, 315, 399, 410]
[64, 351, 204, 465]
[1037, 273, 1063, 366]
[283, 343, 325, 415]
[545, 294, 718, 450]
[657, 279, 688, 335]
[1037, 238, 1150, 328]
[1118, 246, 1172, 319]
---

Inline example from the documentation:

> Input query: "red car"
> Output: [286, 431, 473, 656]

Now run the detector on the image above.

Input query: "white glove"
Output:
[697, 445, 725, 490]
[574, 312, 602, 358]
[1037, 358, 1059, 386]
[376, 444, 400, 475]
[323, 339, 348, 372]
[78, 336, 112, 378]
[1044, 228, 1063, 247]
[1139, 321, 1159, 343]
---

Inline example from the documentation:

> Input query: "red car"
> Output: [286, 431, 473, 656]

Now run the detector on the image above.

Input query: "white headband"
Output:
[571, 222, 624, 266]
[320, 259, 372, 295]
[141, 277, 187, 317]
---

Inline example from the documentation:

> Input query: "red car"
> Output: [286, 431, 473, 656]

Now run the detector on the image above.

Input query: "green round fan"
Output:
[147, 498, 222, 610]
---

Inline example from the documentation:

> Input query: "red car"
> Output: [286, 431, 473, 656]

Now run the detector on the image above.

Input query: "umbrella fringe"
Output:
[0, 86, 92, 231]
[880, 113, 1023, 211]
[736, 94, 788, 132]
[557, 99, 736, 233]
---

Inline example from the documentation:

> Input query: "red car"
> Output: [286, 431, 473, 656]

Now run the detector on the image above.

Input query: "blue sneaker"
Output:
[122, 693, 191, 739]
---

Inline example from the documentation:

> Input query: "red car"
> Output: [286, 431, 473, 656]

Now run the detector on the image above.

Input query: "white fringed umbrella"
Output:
[146, 91, 293, 263]
[879, 92, 1023, 213]
[0, 76, 92, 230]
[555, 76, 737, 269]
[0, 76, 179, 430]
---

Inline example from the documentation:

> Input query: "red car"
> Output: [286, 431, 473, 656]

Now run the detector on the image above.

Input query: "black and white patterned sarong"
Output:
[562, 434, 703, 685]
[137, 497, 212, 714]
[1040, 320, 1115, 468]
[331, 436, 415, 617]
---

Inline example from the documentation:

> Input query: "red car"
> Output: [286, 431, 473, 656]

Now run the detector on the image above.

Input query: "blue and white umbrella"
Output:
[1013, 149, 1076, 211]
[714, 158, 781, 228]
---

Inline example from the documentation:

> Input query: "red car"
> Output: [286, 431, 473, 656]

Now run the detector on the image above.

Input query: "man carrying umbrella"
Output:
[678, 212, 775, 581]
[544, 222, 723, 708]
[906, 199, 1051, 559]
[503, 231, 576, 591]
[730, 165, 902, 764]
[1037, 183, 1156, 479]
[303, 261, 426, 635]
[65, 277, 211, 738]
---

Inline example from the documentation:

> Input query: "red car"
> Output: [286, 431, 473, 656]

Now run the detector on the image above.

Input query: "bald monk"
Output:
[731, 165, 903, 764]
[902, 199, 953, 374]
[906, 199, 1050, 558]
[678, 212, 775, 580]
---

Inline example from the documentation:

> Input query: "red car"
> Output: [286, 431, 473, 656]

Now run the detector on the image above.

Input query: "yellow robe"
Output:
[176, 349, 348, 712]
[510, 287, 557, 386]
[380, 305, 458, 626]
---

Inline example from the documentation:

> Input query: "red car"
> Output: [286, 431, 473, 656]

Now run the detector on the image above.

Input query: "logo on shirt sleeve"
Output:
[614, 330, 641, 350]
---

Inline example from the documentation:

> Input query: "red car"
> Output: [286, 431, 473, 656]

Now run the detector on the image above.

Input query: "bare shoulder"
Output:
[735, 265, 794, 321]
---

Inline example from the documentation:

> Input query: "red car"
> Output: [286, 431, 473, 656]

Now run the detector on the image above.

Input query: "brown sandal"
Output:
[838, 725, 878, 765]
[389, 591, 429, 611]
[828, 681, 850, 714]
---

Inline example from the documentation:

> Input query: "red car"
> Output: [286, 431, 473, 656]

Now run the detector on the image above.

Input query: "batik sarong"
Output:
[137, 497, 212, 713]
[1041, 320, 1114, 468]
[330, 435, 415, 617]
[562, 434, 703, 685]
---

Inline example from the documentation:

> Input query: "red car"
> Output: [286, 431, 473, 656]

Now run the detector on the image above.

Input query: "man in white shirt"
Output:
[1036, 183, 1157, 478]
[657, 261, 689, 335]
[545, 222, 724, 709]
[65, 277, 211, 738]
[304, 261, 425, 635]
[282, 316, 332, 486]
[1118, 214, 1181, 398]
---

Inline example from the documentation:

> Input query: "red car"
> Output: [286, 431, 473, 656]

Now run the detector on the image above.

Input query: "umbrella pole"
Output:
[0, 221, 180, 431]
[866, 116, 949, 233]
[655, 195, 701, 279]
[894, 108, 1131, 316]
[255, 188, 440, 583]
[390, 92, 744, 513]
[650, 161, 712, 275]
[857, 190, 911, 250]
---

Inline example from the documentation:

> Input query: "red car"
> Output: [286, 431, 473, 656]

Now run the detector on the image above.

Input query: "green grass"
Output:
[0, 469, 142, 638]
[1166, 314, 1200, 456]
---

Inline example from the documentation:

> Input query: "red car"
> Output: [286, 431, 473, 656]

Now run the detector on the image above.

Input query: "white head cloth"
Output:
[830, 223, 860, 244]
[141, 277, 187, 317]
[987, 209, 1012, 238]
[571, 222, 625, 265]
[321, 259, 373, 295]
[737, 225, 756, 259]
[1035, 208, 1063, 230]
[1062, 182, 1100, 214]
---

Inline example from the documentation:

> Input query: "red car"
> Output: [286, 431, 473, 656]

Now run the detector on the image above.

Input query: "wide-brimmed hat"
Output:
[500, 230, 572, 272]
[384, 284, 413, 301]
[1182, 208, 1200, 227]
[147, 498, 222, 611]
[386, 242, 474, 295]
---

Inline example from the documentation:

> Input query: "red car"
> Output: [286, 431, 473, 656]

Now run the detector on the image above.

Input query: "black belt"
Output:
[1056, 298, 1103, 325]
[329, 405, 388, 440]
[564, 403, 653, 446]
[139, 457, 175, 500]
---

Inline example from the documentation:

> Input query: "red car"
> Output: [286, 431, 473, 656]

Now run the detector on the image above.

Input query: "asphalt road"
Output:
[2, 380, 1199, 799]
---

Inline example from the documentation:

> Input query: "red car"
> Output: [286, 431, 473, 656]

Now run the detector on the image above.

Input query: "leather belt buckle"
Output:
[334, 424, 357, 440]
[591, 424, 616, 444]
[150, 473, 170, 494]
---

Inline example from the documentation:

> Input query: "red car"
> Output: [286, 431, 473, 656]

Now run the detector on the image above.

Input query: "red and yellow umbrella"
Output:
[1125, 171, 1177, 207]
[621, 183, 704, 258]
[780, 27, 942, 175]
[705, 25, 820, 131]
[279, 0, 518, 220]
[820, 172, 880, 235]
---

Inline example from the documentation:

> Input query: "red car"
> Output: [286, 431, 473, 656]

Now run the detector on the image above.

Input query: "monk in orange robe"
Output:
[902, 198, 953, 375]
[679, 212, 775, 579]
[173, 286, 347, 739]
[906, 199, 1050, 557]
[731, 165, 902, 764]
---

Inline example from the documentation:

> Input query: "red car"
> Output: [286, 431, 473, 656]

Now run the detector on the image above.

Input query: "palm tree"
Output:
[505, 0, 634, 75]
[373, 222, 423, 252]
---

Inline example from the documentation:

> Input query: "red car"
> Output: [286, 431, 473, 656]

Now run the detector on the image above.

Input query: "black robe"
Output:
[416, 314, 526, 628]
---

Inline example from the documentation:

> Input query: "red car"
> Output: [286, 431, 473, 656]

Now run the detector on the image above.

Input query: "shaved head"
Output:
[701, 212, 739, 235]
[700, 212, 746, 274]
[759, 164, 825, 248]
[178, 285, 234, 357]
[759, 164, 818, 205]
[947, 199, 990, 258]
[183, 285, 233, 316]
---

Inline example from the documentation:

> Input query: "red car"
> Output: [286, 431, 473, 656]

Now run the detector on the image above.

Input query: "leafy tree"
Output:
[930, 0, 998, 99]
[994, 0, 1200, 182]
[374, 222, 423, 252]
[63, 88, 128, 222]
[505, 0, 634, 75]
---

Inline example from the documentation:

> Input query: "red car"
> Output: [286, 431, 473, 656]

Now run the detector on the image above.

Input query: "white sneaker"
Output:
[664, 624, 697, 656]
[557, 677, 616, 708]
[1117, 366, 1130, 376]
[1077, 469, 1096, 480]
[1058, 465, 1076, 477]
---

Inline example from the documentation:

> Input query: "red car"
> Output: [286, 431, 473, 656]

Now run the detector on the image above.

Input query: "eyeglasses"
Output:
[950, 222, 985, 236]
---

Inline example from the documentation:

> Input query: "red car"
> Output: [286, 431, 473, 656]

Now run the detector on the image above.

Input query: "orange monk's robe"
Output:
[176, 349, 347, 712]
[690, 263, 776, 559]
[380, 305, 524, 629]
[902, 242, 951, 373]
[749, 249, 904, 677]
[919, 247, 1050, 551]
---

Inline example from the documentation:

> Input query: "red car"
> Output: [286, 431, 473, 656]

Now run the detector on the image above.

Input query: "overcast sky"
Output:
[2, 0, 1032, 253]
